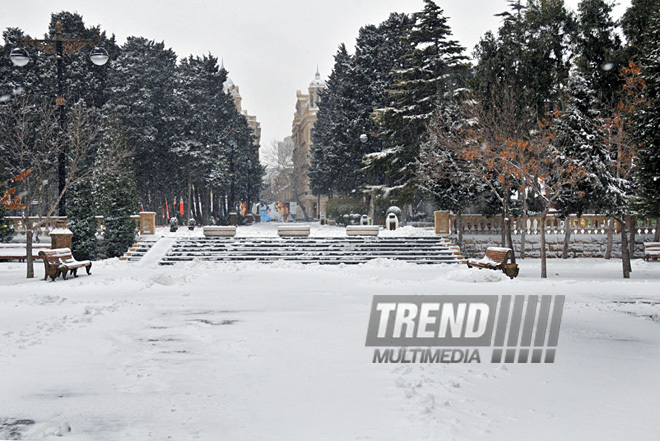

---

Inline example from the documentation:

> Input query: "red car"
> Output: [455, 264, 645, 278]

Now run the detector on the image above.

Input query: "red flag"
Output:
[180, 202, 184, 216]
[166, 202, 170, 220]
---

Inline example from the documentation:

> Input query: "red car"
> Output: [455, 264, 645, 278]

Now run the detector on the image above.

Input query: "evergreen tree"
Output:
[574, 0, 623, 106]
[310, 13, 413, 197]
[473, 0, 574, 120]
[0, 178, 15, 243]
[634, 12, 660, 220]
[309, 44, 355, 197]
[551, 72, 613, 213]
[621, 0, 660, 61]
[97, 116, 138, 258]
[373, 0, 467, 202]
[106, 37, 180, 214]
[67, 179, 98, 260]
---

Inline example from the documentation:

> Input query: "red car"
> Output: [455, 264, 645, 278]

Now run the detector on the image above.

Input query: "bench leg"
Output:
[61, 269, 68, 280]
[86, 263, 92, 275]
[49, 269, 60, 282]
[72, 268, 78, 278]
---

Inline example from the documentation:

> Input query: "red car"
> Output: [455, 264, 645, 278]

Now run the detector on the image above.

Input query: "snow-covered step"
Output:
[159, 237, 464, 265]
[119, 239, 158, 262]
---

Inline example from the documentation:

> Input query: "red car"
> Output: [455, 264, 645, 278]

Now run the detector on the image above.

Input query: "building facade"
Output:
[291, 69, 327, 219]
[224, 77, 261, 145]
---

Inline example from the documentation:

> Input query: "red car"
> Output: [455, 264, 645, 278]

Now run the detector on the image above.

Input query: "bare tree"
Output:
[0, 97, 127, 278]
[261, 138, 294, 203]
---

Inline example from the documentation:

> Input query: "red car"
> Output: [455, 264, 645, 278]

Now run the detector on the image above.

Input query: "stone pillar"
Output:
[434, 211, 451, 235]
[50, 219, 73, 250]
[139, 211, 156, 235]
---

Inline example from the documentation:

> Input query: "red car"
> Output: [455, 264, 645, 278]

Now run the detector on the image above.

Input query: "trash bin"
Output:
[386, 213, 399, 231]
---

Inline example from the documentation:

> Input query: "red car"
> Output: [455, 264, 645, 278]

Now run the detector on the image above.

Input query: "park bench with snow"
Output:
[0, 243, 51, 262]
[38, 248, 92, 281]
[644, 242, 660, 262]
[467, 247, 519, 279]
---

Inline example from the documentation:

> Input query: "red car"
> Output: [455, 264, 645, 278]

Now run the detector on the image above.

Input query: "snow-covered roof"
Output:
[223, 77, 235, 93]
[309, 69, 325, 88]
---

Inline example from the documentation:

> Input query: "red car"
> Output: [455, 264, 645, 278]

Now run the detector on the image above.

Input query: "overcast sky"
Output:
[2, 0, 631, 157]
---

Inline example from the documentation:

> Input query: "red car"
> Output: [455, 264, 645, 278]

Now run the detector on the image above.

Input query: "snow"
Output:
[1, 226, 660, 440]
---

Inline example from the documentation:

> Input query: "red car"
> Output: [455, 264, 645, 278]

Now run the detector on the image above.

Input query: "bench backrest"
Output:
[485, 247, 513, 265]
[644, 242, 660, 249]
[39, 248, 73, 264]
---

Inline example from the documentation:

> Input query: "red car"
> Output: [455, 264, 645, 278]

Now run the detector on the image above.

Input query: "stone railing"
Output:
[435, 211, 657, 236]
[7, 214, 142, 236]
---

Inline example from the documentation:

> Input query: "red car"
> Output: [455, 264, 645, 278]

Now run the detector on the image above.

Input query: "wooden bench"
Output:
[38, 248, 92, 281]
[277, 225, 311, 237]
[346, 225, 379, 236]
[467, 247, 519, 279]
[0, 244, 51, 262]
[203, 226, 237, 237]
[644, 242, 660, 261]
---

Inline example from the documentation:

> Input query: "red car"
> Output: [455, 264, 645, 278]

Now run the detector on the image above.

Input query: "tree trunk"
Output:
[457, 212, 463, 249]
[520, 188, 527, 259]
[368, 191, 375, 223]
[501, 213, 506, 248]
[26, 228, 34, 279]
[562, 218, 572, 259]
[186, 178, 192, 224]
[655, 216, 660, 242]
[503, 203, 516, 264]
[605, 218, 613, 260]
[540, 210, 548, 279]
[620, 220, 631, 279]
[628, 216, 636, 260]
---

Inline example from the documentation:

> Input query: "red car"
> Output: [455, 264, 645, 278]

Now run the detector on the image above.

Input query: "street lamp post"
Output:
[10, 21, 109, 216]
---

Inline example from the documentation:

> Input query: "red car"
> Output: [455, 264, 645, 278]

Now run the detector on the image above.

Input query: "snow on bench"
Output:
[644, 242, 660, 261]
[0, 244, 51, 262]
[203, 226, 237, 237]
[346, 225, 379, 236]
[467, 247, 519, 279]
[39, 248, 92, 281]
[277, 225, 311, 237]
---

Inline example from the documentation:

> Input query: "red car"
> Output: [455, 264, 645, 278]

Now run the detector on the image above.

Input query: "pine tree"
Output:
[621, 0, 660, 62]
[634, 12, 660, 220]
[98, 116, 138, 258]
[0, 178, 15, 243]
[552, 72, 614, 213]
[67, 179, 98, 260]
[106, 37, 180, 215]
[374, 0, 467, 202]
[309, 44, 354, 196]
[473, 0, 574, 120]
[574, 0, 623, 107]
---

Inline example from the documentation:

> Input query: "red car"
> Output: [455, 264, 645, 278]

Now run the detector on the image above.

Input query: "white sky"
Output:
[1, 0, 631, 158]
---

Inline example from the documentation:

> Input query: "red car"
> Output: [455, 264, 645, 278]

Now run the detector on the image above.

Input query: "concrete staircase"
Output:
[119, 239, 158, 262]
[159, 236, 465, 265]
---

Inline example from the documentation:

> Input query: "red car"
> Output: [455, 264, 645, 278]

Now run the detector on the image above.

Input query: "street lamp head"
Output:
[359, 133, 368, 144]
[9, 47, 30, 67]
[89, 47, 109, 66]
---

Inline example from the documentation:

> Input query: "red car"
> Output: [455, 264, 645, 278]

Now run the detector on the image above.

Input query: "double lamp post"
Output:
[9, 21, 109, 216]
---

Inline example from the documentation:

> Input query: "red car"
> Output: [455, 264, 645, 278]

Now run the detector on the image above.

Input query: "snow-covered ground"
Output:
[1, 224, 659, 440]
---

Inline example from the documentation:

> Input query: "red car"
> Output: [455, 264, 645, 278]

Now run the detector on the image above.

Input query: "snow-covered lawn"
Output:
[1, 226, 659, 440]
